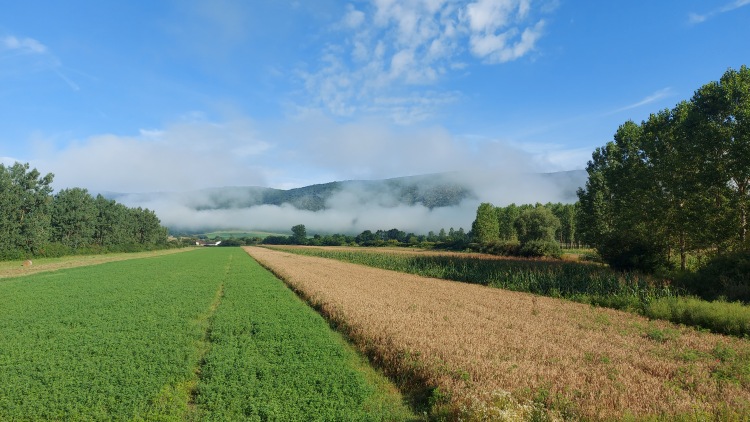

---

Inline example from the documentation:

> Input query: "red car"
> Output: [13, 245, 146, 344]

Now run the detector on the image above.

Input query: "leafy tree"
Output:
[127, 207, 166, 246]
[0, 163, 54, 258]
[514, 206, 560, 244]
[51, 188, 97, 249]
[291, 224, 307, 244]
[578, 66, 750, 274]
[386, 228, 407, 243]
[438, 228, 447, 241]
[356, 230, 377, 245]
[93, 195, 130, 247]
[496, 204, 520, 241]
[691, 65, 750, 247]
[471, 202, 500, 243]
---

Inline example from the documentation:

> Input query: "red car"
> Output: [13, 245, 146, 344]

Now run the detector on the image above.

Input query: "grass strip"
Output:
[194, 249, 414, 421]
[0, 248, 193, 280]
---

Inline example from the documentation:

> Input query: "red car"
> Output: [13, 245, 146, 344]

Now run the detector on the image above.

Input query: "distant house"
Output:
[196, 240, 222, 247]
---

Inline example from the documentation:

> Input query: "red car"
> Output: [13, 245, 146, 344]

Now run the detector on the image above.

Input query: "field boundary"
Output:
[0, 248, 196, 280]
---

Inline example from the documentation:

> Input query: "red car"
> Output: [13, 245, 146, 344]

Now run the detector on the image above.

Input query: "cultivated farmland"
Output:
[246, 246, 750, 420]
[270, 245, 750, 337]
[0, 248, 412, 420]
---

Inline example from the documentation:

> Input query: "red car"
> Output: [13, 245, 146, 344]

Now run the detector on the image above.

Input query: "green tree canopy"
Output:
[577, 65, 750, 272]
[291, 224, 307, 244]
[0, 163, 54, 258]
[51, 188, 97, 249]
[471, 202, 500, 243]
[514, 206, 561, 244]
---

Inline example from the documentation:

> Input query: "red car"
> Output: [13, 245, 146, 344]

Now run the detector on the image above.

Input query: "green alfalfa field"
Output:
[0, 248, 413, 421]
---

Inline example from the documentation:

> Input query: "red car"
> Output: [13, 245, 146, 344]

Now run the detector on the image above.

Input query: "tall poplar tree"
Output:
[578, 66, 750, 272]
[471, 202, 500, 243]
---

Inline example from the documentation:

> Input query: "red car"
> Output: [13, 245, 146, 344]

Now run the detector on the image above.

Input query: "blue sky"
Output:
[2, 0, 749, 193]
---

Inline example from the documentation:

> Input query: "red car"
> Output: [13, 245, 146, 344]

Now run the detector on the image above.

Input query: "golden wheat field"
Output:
[244, 246, 750, 420]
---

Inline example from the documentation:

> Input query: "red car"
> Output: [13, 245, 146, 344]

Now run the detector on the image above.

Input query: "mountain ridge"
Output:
[102, 170, 587, 234]
[104, 170, 586, 213]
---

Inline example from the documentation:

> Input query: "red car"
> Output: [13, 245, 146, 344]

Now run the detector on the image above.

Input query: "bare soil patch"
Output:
[245, 246, 750, 420]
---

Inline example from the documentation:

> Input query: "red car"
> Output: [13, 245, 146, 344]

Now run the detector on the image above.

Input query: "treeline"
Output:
[261, 224, 470, 249]
[470, 202, 577, 258]
[0, 162, 169, 260]
[577, 66, 749, 272]
[576, 66, 750, 301]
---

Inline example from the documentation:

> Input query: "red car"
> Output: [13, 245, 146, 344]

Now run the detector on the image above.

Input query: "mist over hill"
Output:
[107, 170, 586, 235]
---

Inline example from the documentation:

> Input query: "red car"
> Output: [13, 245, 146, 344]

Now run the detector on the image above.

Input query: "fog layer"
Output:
[115, 170, 585, 235]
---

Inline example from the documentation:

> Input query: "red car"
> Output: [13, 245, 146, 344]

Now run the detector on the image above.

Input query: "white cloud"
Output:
[342, 4, 366, 28]
[1, 36, 47, 54]
[1, 33, 80, 90]
[19, 109, 583, 234]
[465, 0, 516, 32]
[299, 0, 556, 121]
[688, 0, 750, 24]
[281, 112, 545, 181]
[607, 87, 673, 114]
[687, 13, 707, 24]
[33, 118, 270, 193]
[117, 164, 583, 235]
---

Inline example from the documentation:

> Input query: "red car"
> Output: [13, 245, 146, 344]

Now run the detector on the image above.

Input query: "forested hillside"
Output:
[107, 173, 480, 212]
[0, 162, 169, 260]
[108, 171, 585, 212]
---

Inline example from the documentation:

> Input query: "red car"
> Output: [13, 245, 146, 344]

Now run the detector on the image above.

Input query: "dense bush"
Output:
[598, 232, 670, 273]
[262, 235, 292, 245]
[519, 240, 562, 258]
[678, 250, 750, 303]
[471, 240, 520, 256]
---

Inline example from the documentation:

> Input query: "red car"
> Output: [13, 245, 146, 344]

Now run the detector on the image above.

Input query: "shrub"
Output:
[679, 250, 750, 303]
[37, 242, 72, 258]
[598, 232, 670, 273]
[519, 240, 562, 258]
[474, 240, 521, 256]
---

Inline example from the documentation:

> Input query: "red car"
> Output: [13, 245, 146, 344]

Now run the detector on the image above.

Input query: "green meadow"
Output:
[0, 248, 412, 421]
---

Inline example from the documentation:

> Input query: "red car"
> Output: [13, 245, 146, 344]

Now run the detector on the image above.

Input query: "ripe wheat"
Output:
[246, 246, 750, 420]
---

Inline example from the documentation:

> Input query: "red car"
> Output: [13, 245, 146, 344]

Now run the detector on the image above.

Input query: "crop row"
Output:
[194, 249, 412, 420]
[0, 248, 411, 420]
[0, 250, 221, 420]
[271, 246, 750, 337]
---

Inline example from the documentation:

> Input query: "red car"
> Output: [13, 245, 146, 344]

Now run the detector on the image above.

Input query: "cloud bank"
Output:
[22, 111, 585, 236]
[112, 168, 584, 235]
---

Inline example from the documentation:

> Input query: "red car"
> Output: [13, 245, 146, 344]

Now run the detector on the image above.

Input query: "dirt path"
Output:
[245, 246, 750, 420]
[0, 248, 196, 280]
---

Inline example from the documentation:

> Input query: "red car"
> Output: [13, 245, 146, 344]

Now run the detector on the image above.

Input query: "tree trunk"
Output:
[680, 231, 686, 271]
[739, 182, 747, 244]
